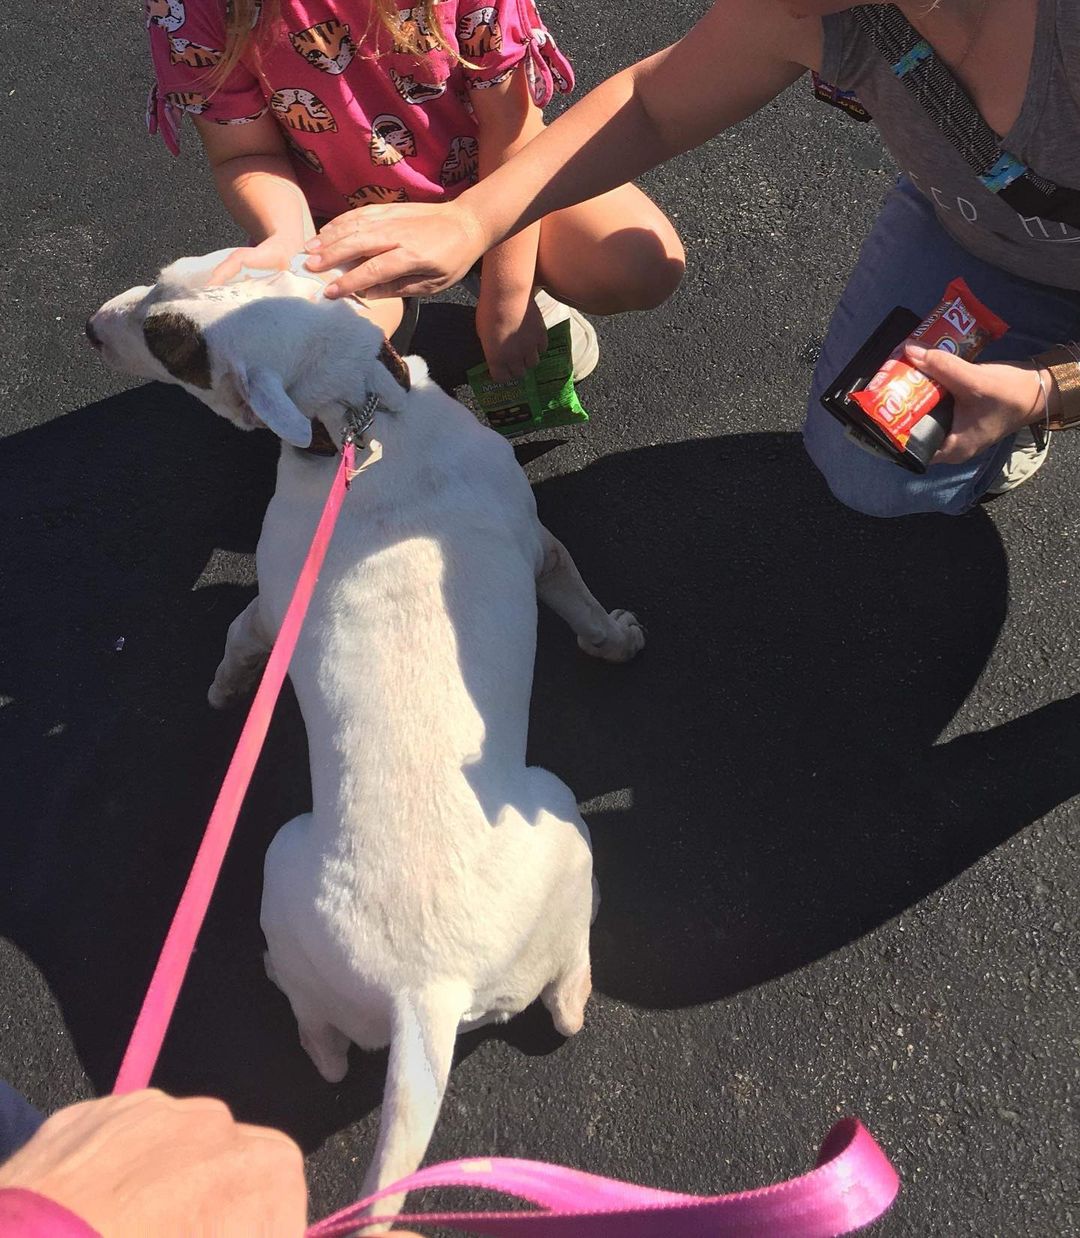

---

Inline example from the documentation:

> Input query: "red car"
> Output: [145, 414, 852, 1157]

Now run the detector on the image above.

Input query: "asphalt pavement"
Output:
[1, 2, 1077, 1234]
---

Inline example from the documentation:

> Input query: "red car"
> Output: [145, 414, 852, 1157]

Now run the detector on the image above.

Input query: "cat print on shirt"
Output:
[270, 87, 338, 132]
[470, 68, 513, 89]
[389, 68, 447, 105]
[457, 7, 502, 58]
[394, 6, 442, 53]
[147, 0, 574, 213]
[289, 20, 357, 75]
[146, 0, 186, 33]
[214, 109, 267, 124]
[529, 29, 570, 90]
[168, 37, 222, 68]
[440, 134, 479, 187]
[346, 185, 410, 207]
[370, 114, 418, 164]
[166, 89, 209, 114]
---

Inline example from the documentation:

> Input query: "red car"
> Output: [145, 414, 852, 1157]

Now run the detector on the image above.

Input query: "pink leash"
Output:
[113, 443, 357, 1095]
[310, 1117, 898, 1236]
[111, 439, 900, 1234]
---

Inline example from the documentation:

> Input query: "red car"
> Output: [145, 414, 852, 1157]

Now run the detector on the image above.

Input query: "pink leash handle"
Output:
[113, 446, 355, 1095]
[309, 1117, 899, 1237]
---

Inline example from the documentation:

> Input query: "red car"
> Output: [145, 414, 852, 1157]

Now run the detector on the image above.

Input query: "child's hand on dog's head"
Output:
[208, 235, 297, 287]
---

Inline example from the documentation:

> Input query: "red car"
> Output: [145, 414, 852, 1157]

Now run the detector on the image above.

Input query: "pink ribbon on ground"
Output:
[309, 1117, 898, 1237]
[113, 445, 356, 1095]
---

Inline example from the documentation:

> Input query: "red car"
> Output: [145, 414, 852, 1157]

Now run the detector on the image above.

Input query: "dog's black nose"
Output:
[85, 316, 102, 349]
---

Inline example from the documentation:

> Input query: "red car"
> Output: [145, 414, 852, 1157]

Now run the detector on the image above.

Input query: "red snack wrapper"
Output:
[850, 277, 1009, 450]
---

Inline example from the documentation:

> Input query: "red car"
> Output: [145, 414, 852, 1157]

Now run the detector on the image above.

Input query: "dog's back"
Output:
[259, 364, 595, 1219]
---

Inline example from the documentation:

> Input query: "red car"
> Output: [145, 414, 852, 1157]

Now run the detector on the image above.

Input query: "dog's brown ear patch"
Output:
[304, 417, 339, 455]
[378, 339, 411, 391]
[143, 311, 212, 389]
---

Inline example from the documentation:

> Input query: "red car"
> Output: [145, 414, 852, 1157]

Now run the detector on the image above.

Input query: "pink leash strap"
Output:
[309, 1117, 898, 1237]
[113, 445, 356, 1095]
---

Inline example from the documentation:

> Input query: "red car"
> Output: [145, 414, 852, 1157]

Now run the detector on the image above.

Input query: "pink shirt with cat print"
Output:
[146, 0, 574, 221]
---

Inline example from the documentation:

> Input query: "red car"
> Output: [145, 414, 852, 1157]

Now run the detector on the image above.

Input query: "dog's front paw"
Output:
[578, 609, 645, 663]
[208, 679, 245, 710]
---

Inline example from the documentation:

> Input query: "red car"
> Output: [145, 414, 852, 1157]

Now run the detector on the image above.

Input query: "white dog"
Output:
[88, 253, 644, 1223]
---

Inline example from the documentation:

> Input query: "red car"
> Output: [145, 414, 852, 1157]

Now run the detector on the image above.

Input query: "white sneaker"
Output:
[459, 274, 600, 383]
[533, 289, 600, 383]
[981, 427, 1050, 500]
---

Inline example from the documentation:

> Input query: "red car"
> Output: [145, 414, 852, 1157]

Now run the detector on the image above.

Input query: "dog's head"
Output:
[87, 249, 411, 449]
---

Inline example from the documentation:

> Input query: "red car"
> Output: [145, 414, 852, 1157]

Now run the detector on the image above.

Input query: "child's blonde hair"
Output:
[214, 0, 460, 85]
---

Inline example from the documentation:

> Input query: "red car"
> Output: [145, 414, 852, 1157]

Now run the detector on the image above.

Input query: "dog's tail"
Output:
[357, 983, 469, 1233]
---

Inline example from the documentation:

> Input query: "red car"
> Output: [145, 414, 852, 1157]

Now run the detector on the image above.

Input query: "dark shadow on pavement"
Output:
[410, 302, 484, 393]
[526, 434, 1080, 1008]
[4, 404, 1075, 1154]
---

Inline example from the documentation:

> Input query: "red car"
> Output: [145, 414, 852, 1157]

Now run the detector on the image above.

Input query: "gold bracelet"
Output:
[1033, 343, 1080, 430]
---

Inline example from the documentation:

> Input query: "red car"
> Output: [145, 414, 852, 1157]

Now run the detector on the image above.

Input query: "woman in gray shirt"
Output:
[306, 0, 1080, 515]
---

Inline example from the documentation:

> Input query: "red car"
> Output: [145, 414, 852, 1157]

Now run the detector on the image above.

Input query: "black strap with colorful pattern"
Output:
[851, 4, 1080, 226]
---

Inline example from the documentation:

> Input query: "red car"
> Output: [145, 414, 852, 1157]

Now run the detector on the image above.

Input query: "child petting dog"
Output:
[146, 0, 684, 382]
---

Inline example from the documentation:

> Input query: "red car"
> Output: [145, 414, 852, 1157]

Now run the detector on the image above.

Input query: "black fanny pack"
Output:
[816, 4, 1080, 231]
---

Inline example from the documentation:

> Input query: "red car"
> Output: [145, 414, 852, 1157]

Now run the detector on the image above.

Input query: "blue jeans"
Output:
[0, 1080, 44, 1162]
[804, 178, 1080, 515]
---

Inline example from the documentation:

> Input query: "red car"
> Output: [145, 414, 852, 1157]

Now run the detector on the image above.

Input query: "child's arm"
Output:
[309, 0, 818, 298]
[470, 67, 550, 381]
[194, 114, 316, 284]
[145, 0, 312, 282]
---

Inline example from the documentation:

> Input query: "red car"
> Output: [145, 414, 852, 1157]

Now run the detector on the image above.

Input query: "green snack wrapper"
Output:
[467, 318, 589, 436]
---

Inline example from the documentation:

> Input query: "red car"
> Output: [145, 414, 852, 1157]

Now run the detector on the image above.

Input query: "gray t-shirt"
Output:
[822, 0, 1080, 290]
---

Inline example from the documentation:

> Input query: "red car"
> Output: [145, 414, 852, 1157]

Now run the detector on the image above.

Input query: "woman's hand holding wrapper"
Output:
[837, 276, 1047, 468]
[305, 200, 488, 300]
[904, 347, 1047, 465]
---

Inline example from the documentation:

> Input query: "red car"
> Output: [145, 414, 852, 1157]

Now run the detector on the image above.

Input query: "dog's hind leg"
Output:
[262, 814, 350, 1082]
[535, 528, 645, 663]
[263, 952, 351, 1082]
[298, 1019, 350, 1084]
[208, 596, 271, 708]
[542, 953, 592, 1038]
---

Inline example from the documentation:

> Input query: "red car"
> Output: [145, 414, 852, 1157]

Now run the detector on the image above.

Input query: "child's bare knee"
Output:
[637, 242, 685, 308]
[604, 228, 685, 311]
